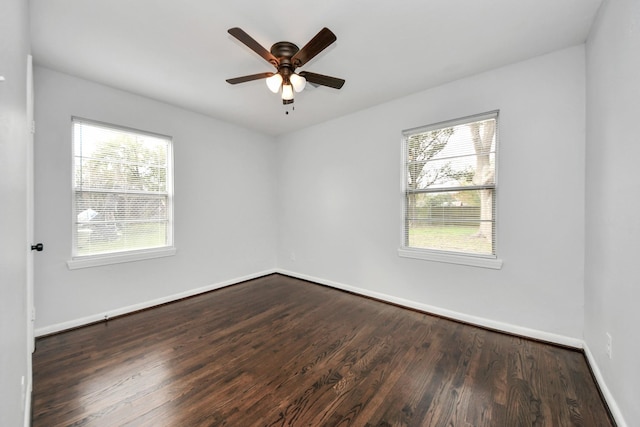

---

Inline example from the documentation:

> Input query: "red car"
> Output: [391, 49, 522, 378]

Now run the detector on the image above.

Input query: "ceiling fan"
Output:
[226, 27, 345, 109]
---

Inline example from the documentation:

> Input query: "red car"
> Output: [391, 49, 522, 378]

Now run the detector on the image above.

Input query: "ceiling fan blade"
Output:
[298, 71, 345, 89]
[226, 72, 274, 85]
[291, 28, 337, 68]
[228, 27, 278, 67]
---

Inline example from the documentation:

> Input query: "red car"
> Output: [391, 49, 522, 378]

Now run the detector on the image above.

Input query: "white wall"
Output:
[277, 46, 586, 342]
[34, 67, 278, 332]
[0, 0, 31, 425]
[585, 0, 640, 425]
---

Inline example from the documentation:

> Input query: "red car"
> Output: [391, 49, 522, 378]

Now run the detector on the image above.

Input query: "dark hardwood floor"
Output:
[32, 274, 614, 426]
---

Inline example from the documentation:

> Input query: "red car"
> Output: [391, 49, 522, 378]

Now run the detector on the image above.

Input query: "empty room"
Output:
[1, 0, 639, 425]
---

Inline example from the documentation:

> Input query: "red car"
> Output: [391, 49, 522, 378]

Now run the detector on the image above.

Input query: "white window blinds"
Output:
[402, 111, 498, 257]
[72, 118, 173, 258]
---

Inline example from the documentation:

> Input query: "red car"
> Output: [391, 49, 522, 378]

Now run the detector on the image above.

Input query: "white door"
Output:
[26, 54, 35, 354]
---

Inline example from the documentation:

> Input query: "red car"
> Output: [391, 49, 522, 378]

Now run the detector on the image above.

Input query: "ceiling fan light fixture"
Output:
[290, 73, 306, 93]
[281, 83, 294, 100]
[266, 73, 283, 93]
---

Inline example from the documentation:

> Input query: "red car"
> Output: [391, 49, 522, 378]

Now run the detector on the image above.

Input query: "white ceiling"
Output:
[30, 0, 602, 136]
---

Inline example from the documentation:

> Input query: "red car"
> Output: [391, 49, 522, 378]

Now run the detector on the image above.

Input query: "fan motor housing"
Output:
[271, 42, 299, 60]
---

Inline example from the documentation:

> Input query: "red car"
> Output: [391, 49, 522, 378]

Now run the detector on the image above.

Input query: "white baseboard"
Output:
[277, 269, 584, 349]
[583, 343, 628, 427]
[36, 267, 581, 346]
[35, 269, 277, 337]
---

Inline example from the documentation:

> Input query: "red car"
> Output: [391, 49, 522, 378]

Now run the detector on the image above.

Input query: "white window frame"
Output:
[67, 117, 175, 270]
[398, 111, 503, 269]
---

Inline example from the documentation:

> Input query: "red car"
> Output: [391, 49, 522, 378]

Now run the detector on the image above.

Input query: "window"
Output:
[399, 111, 502, 269]
[70, 118, 174, 268]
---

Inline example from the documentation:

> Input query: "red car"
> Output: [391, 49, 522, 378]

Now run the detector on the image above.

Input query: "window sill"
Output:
[67, 247, 176, 270]
[398, 248, 503, 269]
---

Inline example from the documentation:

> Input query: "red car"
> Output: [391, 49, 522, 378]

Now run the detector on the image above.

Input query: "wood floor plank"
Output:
[32, 274, 614, 426]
